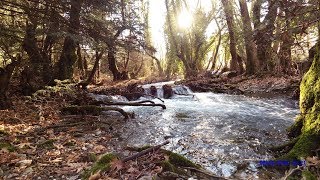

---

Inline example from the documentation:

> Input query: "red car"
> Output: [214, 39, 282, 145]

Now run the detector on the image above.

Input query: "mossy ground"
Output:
[82, 153, 117, 179]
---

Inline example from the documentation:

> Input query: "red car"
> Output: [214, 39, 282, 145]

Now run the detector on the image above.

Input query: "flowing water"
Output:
[95, 82, 299, 179]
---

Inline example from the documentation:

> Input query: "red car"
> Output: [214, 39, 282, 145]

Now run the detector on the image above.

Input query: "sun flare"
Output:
[178, 10, 193, 29]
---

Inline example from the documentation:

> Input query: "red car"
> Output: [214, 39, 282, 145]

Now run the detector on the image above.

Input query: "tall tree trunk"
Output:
[221, 0, 239, 73]
[278, 24, 294, 74]
[0, 60, 19, 109]
[77, 44, 84, 77]
[210, 30, 222, 71]
[108, 44, 128, 81]
[239, 0, 257, 75]
[56, 0, 83, 80]
[254, 0, 278, 71]
[22, 23, 52, 94]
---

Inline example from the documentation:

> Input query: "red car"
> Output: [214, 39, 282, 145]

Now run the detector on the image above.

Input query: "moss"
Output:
[302, 170, 317, 180]
[38, 139, 55, 149]
[287, 115, 303, 138]
[161, 160, 176, 172]
[283, 48, 320, 159]
[167, 152, 200, 169]
[0, 142, 16, 152]
[82, 153, 117, 180]
[126, 145, 152, 152]
[280, 132, 320, 160]
[88, 153, 97, 162]
[269, 137, 298, 153]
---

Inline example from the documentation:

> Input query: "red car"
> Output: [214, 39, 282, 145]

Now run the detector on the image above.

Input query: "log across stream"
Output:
[93, 82, 299, 179]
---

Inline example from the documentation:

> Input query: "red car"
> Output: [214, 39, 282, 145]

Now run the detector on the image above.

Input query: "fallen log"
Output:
[143, 95, 165, 103]
[135, 100, 155, 104]
[61, 105, 133, 119]
[122, 140, 169, 162]
[91, 101, 166, 109]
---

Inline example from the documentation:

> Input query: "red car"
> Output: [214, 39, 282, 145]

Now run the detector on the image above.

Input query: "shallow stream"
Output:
[99, 82, 299, 178]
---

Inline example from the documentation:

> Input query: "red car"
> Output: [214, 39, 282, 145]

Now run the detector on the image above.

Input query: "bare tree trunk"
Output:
[77, 44, 85, 78]
[221, 0, 239, 73]
[56, 0, 83, 80]
[108, 44, 128, 81]
[239, 0, 257, 75]
[0, 60, 19, 109]
[253, 0, 278, 72]
[279, 31, 293, 74]
[22, 22, 52, 94]
[210, 21, 222, 71]
[278, 5, 294, 74]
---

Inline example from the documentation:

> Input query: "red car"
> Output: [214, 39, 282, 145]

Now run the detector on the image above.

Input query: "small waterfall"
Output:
[142, 81, 193, 98]
[173, 85, 193, 95]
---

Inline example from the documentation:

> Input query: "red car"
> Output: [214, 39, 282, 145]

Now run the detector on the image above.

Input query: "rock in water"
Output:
[150, 86, 157, 96]
[162, 84, 173, 99]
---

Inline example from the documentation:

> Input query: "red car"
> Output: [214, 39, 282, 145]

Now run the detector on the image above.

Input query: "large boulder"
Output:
[162, 84, 173, 99]
[150, 86, 157, 96]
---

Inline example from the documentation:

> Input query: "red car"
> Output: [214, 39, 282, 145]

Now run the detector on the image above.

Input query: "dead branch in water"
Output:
[91, 101, 166, 109]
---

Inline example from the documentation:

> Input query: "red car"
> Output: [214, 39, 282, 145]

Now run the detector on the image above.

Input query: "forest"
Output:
[0, 0, 320, 179]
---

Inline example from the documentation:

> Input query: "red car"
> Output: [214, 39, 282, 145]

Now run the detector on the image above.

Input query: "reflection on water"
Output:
[106, 83, 299, 178]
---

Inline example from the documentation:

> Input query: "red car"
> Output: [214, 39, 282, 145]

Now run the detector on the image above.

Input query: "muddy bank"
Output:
[177, 75, 301, 99]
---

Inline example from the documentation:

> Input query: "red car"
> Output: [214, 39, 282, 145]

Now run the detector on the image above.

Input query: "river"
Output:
[98, 82, 299, 179]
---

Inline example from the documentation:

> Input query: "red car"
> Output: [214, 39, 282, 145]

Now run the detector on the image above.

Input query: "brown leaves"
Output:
[110, 159, 124, 172]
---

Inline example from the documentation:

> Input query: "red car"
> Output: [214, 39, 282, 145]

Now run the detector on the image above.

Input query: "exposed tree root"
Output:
[269, 137, 299, 153]
[121, 141, 169, 162]
[61, 105, 133, 119]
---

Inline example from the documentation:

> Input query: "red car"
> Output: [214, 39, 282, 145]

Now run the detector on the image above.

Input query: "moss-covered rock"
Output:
[82, 153, 117, 180]
[287, 115, 303, 138]
[282, 42, 320, 160]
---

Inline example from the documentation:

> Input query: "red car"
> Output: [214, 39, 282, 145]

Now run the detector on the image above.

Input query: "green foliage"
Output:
[164, 0, 217, 77]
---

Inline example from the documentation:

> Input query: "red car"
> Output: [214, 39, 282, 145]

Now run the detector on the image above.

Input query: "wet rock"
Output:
[122, 83, 144, 100]
[150, 86, 157, 96]
[162, 84, 173, 99]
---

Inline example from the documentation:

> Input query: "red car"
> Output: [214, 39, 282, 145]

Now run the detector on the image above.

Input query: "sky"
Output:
[149, 0, 217, 58]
